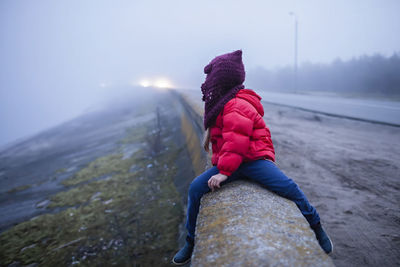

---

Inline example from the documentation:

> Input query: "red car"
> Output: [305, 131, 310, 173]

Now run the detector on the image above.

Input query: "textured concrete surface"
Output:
[191, 180, 334, 267]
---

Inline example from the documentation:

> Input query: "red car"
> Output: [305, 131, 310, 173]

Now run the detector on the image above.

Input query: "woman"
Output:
[172, 50, 332, 265]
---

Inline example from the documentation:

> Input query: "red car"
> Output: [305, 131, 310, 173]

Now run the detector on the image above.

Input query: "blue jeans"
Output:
[185, 159, 320, 239]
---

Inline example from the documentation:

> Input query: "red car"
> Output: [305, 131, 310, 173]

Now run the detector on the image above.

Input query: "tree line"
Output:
[247, 53, 400, 96]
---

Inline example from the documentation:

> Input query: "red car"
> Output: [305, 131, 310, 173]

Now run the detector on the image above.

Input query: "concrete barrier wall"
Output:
[175, 90, 334, 266]
[180, 112, 207, 176]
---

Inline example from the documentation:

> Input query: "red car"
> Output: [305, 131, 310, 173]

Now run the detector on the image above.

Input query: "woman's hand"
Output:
[208, 173, 228, 192]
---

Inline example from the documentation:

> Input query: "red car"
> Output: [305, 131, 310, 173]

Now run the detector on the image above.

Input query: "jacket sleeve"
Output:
[217, 99, 254, 176]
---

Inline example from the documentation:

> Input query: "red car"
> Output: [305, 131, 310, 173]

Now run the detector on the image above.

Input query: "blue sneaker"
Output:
[172, 236, 194, 265]
[312, 222, 333, 254]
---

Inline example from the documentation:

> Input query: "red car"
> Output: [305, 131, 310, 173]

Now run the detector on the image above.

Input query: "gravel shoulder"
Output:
[262, 101, 400, 267]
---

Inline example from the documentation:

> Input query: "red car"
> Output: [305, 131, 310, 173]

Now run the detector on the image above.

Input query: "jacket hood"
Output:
[236, 89, 264, 116]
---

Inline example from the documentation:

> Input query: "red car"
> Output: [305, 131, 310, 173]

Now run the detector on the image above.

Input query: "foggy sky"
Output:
[1, 0, 400, 147]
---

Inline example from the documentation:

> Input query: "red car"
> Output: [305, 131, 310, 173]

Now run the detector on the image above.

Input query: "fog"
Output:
[1, 0, 400, 147]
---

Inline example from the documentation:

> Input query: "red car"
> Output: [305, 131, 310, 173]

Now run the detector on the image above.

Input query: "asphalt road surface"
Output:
[259, 91, 400, 126]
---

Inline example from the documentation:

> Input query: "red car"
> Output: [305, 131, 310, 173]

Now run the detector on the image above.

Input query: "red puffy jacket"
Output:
[210, 89, 275, 176]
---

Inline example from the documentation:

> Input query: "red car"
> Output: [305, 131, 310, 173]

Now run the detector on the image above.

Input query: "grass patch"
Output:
[0, 106, 186, 266]
[55, 168, 67, 174]
[7, 184, 32, 194]
[62, 153, 141, 187]
[118, 124, 148, 145]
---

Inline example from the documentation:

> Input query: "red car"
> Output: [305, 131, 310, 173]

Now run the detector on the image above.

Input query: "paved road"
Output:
[259, 91, 400, 126]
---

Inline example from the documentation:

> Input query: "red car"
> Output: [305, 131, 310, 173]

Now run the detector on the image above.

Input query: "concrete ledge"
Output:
[191, 180, 334, 266]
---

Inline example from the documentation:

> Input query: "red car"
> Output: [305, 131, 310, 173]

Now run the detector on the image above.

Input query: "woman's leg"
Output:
[185, 167, 218, 239]
[174, 167, 223, 265]
[185, 166, 241, 239]
[238, 160, 320, 227]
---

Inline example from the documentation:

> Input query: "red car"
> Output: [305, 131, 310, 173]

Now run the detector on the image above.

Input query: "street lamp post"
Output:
[289, 12, 298, 93]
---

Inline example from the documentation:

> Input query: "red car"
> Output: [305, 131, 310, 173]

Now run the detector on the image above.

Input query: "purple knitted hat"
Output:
[201, 50, 245, 129]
